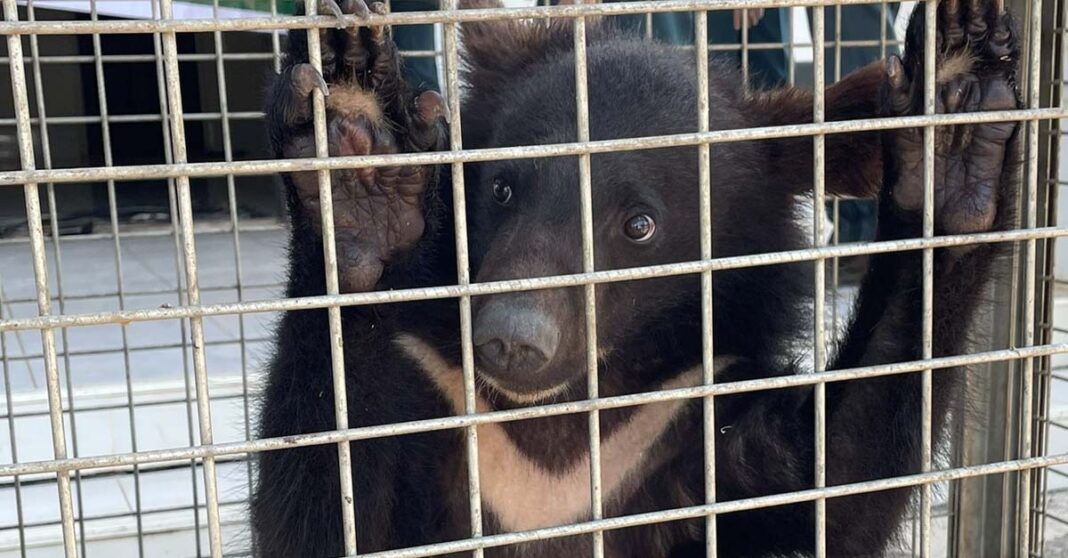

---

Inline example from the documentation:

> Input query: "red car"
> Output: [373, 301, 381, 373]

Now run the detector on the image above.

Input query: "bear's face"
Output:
[467, 145, 703, 401]
[459, 39, 720, 403]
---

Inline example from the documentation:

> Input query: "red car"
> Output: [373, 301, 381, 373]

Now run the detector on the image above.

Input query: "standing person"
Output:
[556, 2, 787, 88]
[398, 0, 900, 246]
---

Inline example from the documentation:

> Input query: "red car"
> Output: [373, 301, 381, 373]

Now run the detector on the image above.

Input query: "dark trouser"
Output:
[392, 0, 440, 90]
[811, 4, 900, 242]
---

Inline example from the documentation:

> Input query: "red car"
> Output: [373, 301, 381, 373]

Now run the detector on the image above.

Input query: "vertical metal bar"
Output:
[271, 0, 285, 218]
[148, 2, 203, 552]
[210, 4, 256, 544]
[434, 20, 445, 92]
[88, 0, 146, 548]
[1020, 0, 1043, 551]
[833, 4, 841, 81]
[919, 0, 938, 555]
[300, 1, 359, 553]
[880, 0, 889, 59]
[1003, 8, 1025, 539]
[830, 4, 841, 334]
[905, 6, 918, 555]
[572, 15, 604, 558]
[912, 512, 921, 558]
[442, 1, 484, 554]
[812, 2, 828, 556]
[741, 9, 750, 89]
[694, 10, 717, 557]
[1032, 1, 1064, 551]
[270, 0, 282, 72]
[157, 1, 224, 555]
[24, 2, 87, 553]
[787, 7, 795, 87]
[0, 276, 28, 558]
[1, 2, 77, 555]
[275, 0, 288, 215]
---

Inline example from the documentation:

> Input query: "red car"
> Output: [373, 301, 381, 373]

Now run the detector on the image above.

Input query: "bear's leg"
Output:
[713, 1, 1020, 555]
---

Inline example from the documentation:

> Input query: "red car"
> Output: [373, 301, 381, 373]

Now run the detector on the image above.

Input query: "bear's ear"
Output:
[458, 0, 604, 93]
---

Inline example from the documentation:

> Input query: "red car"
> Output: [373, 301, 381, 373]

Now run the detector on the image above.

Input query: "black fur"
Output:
[251, 1, 1022, 556]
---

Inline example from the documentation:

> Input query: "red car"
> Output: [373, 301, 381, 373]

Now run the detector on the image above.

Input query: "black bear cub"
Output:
[252, 0, 1021, 556]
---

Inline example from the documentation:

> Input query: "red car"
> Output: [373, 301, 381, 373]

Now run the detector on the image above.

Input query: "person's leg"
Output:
[813, 3, 899, 81]
[391, 0, 440, 90]
[808, 3, 899, 244]
[744, 8, 788, 88]
[647, 8, 790, 89]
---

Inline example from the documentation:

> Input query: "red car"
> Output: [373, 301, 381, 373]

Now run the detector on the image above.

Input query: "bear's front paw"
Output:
[885, 0, 1020, 237]
[268, 0, 448, 292]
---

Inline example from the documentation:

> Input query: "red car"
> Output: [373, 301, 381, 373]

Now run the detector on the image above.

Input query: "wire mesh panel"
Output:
[0, 0, 1063, 557]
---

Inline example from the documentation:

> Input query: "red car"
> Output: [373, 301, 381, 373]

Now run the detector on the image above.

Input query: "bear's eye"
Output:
[492, 178, 513, 207]
[624, 214, 656, 242]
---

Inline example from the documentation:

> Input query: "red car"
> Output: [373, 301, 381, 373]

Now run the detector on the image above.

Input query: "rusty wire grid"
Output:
[0, 0, 1064, 557]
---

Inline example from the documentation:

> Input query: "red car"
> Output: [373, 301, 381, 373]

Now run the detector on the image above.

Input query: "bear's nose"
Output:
[472, 301, 559, 379]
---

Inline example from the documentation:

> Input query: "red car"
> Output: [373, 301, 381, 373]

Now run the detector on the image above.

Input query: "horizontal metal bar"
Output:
[0, 453, 248, 487]
[0, 280, 281, 306]
[0, 49, 437, 65]
[1039, 511, 1068, 529]
[0, 42, 897, 60]
[0, 222, 283, 246]
[0, 390, 253, 421]
[355, 455, 1068, 558]
[1047, 419, 1068, 431]
[0, 42, 916, 64]
[2, 226, 1064, 332]
[0, 497, 248, 533]
[1045, 468, 1068, 480]
[695, 38, 904, 52]
[0, 110, 263, 127]
[0, 108, 1059, 187]
[0, 0, 905, 36]
[0, 342, 1063, 478]
[0, 52, 276, 65]
[0, 333, 267, 365]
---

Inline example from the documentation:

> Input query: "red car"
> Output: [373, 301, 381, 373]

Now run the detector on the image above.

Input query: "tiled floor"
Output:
[0, 227, 285, 556]
[1, 229, 284, 388]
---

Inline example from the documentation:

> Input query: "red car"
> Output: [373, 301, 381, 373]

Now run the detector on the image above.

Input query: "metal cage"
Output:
[0, 0, 1064, 556]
